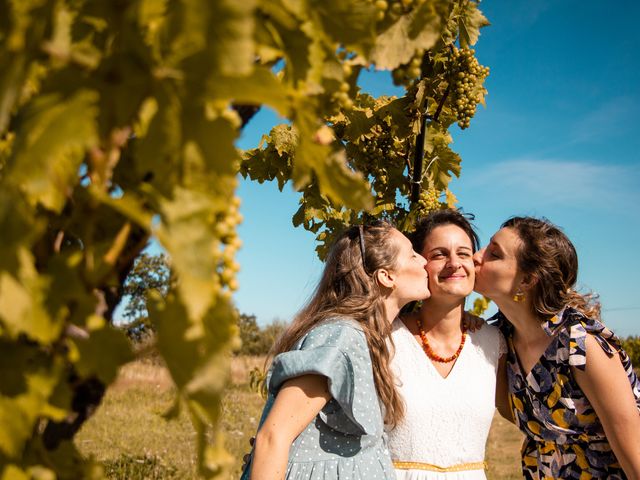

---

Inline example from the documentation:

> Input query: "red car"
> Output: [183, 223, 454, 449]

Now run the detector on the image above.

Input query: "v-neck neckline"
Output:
[398, 317, 466, 381]
[508, 333, 558, 384]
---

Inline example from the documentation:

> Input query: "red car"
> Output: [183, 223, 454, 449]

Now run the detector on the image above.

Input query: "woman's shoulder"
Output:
[467, 321, 507, 361]
[300, 317, 366, 350]
[469, 320, 502, 342]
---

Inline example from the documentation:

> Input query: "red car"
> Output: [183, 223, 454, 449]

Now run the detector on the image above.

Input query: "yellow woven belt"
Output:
[393, 460, 488, 472]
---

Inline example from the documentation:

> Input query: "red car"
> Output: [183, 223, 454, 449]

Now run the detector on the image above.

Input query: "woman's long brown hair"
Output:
[502, 216, 601, 320]
[268, 221, 405, 428]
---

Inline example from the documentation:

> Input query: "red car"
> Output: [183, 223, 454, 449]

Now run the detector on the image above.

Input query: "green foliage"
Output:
[469, 296, 491, 317]
[0, 0, 488, 478]
[622, 336, 640, 368]
[242, 0, 490, 258]
[121, 253, 171, 336]
[237, 314, 288, 356]
[237, 314, 262, 356]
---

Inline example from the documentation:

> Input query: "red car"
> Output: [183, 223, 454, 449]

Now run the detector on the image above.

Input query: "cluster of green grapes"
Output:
[333, 81, 354, 111]
[356, 123, 401, 168]
[415, 187, 443, 216]
[374, 0, 428, 22]
[215, 195, 243, 296]
[391, 50, 425, 87]
[448, 47, 489, 129]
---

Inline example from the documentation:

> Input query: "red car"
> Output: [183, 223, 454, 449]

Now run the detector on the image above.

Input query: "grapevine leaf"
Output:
[7, 90, 98, 212]
[458, 1, 490, 48]
[152, 291, 236, 477]
[156, 188, 222, 322]
[0, 347, 65, 457]
[342, 109, 376, 139]
[88, 187, 154, 230]
[0, 54, 28, 135]
[73, 318, 133, 385]
[44, 2, 73, 65]
[0, 396, 35, 458]
[133, 89, 182, 197]
[370, 2, 446, 69]
[208, 0, 257, 76]
[137, 0, 168, 51]
[206, 67, 291, 116]
[309, 0, 377, 56]
[152, 293, 200, 388]
[241, 124, 295, 190]
[371, 202, 396, 215]
[294, 107, 372, 210]
[0, 465, 29, 480]
[429, 147, 462, 190]
[0, 188, 43, 272]
[0, 249, 62, 343]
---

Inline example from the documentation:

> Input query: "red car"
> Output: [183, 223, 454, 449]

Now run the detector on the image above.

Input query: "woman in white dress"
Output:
[388, 210, 511, 479]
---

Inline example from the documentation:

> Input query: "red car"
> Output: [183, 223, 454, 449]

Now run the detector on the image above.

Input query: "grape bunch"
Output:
[355, 122, 403, 169]
[215, 195, 243, 296]
[391, 50, 425, 87]
[333, 81, 354, 111]
[448, 47, 489, 129]
[415, 186, 442, 216]
[374, 0, 428, 22]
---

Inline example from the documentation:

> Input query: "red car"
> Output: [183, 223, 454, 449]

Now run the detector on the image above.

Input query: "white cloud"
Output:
[464, 158, 640, 210]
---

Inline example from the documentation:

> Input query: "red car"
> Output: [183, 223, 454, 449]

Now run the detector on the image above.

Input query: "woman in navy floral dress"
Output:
[473, 217, 640, 479]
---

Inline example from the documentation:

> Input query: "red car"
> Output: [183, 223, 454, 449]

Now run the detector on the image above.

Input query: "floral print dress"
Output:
[492, 307, 640, 479]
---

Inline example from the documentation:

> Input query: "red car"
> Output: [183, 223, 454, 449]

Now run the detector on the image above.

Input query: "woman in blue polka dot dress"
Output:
[241, 222, 431, 479]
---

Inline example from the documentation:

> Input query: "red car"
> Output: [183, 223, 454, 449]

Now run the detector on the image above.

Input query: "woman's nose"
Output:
[446, 254, 461, 269]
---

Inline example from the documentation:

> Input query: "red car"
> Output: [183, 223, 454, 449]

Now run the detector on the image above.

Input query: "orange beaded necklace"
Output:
[415, 317, 467, 363]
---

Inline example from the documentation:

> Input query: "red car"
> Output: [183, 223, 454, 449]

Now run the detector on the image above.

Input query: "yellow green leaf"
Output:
[73, 320, 133, 385]
[370, 2, 446, 70]
[156, 188, 221, 322]
[7, 90, 98, 212]
[310, 0, 377, 57]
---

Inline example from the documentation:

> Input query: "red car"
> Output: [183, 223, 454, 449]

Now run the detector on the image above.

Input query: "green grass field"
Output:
[76, 357, 523, 479]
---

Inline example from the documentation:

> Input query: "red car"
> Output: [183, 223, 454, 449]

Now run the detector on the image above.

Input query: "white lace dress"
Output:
[387, 318, 506, 480]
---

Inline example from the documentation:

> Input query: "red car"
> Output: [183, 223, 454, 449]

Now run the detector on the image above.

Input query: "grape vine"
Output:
[0, 0, 489, 478]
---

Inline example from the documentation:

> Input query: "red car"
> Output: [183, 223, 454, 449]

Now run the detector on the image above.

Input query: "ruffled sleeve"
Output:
[563, 309, 621, 371]
[268, 319, 378, 436]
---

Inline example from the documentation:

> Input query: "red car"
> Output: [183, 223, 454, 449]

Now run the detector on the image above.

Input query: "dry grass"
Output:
[77, 357, 522, 479]
[486, 413, 523, 479]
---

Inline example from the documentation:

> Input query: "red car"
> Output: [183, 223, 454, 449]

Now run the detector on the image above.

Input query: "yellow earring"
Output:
[513, 291, 525, 303]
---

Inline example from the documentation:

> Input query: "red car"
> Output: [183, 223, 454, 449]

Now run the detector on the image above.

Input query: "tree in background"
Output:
[121, 253, 170, 341]
[237, 313, 262, 355]
[237, 314, 288, 356]
[0, 1, 489, 478]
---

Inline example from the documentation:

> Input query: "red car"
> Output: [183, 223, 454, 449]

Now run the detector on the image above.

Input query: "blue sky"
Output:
[230, 1, 640, 336]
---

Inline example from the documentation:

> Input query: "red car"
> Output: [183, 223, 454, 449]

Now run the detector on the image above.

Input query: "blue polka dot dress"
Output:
[241, 318, 395, 479]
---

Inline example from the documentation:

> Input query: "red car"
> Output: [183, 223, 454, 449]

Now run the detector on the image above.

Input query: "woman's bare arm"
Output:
[250, 374, 331, 480]
[573, 334, 640, 479]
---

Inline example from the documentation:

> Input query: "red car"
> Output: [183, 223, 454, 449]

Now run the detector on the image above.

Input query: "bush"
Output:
[621, 336, 640, 368]
[237, 315, 288, 355]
